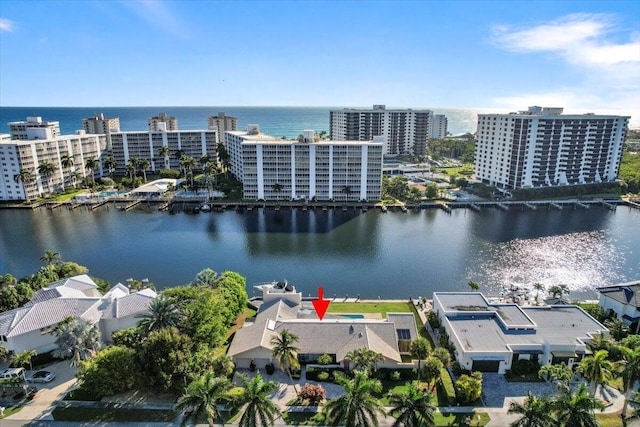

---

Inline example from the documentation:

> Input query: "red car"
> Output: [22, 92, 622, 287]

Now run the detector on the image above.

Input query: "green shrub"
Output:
[317, 371, 329, 382]
[265, 363, 275, 375]
[317, 353, 332, 365]
[159, 169, 181, 179]
[390, 371, 401, 381]
[439, 367, 456, 403]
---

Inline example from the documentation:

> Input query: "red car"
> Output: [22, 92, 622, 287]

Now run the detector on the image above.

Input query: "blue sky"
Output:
[0, 1, 638, 124]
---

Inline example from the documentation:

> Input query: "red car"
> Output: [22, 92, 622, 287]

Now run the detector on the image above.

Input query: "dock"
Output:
[575, 201, 590, 210]
[626, 200, 640, 210]
[47, 201, 66, 210]
[467, 203, 481, 212]
[525, 203, 537, 211]
[123, 199, 143, 211]
[400, 205, 407, 213]
[550, 202, 563, 210]
[496, 203, 509, 211]
[379, 205, 388, 213]
[158, 200, 173, 211]
[438, 202, 452, 213]
[601, 200, 617, 211]
[90, 200, 109, 210]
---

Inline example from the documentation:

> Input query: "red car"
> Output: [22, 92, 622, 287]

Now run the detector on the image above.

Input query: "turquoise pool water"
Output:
[340, 314, 365, 319]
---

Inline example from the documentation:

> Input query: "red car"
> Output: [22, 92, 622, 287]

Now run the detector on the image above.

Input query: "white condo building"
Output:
[430, 114, 448, 139]
[82, 113, 121, 134]
[8, 116, 61, 140]
[0, 131, 107, 201]
[225, 126, 383, 201]
[148, 112, 178, 131]
[110, 129, 217, 175]
[330, 105, 433, 156]
[475, 106, 629, 190]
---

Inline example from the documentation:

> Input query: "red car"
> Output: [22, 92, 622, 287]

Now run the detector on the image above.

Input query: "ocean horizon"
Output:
[0, 106, 500, 138]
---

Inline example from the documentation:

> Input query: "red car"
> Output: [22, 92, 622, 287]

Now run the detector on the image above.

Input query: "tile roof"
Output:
[597, 282, 640, 308]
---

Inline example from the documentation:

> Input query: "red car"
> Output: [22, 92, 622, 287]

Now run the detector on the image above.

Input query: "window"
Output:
[397, 329, 411, 340]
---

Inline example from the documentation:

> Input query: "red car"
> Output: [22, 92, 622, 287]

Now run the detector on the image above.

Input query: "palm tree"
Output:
[388, 382, 436, 427]
[604, 318, 630, 341]
[422, 356, 443, 392]
[135, 295, 182, 335]
[13, 168, 32, 202]
[1, 273, 17, 289]
[103, 155, 117, 176]
[539, 362, 575, 393]
[0, 344, 8, 362]
[341, 186, 353, 199]
[40, 250, 61, 266]
[51, 319, 101, 366]
[324, 371, 386, 427]
[270, 329, 300, 393]
[344, 348, 384, 375]
[432, 347, 451, 367]
[157, 146, 171, 169]
[586, 331, 613, 354]
[37, 161, 56, 194]
[126, 158, 137, 180]
[176, 372, 232, 427]
[234, 372, 280, 427]
[580, 349, 618, 397]
[137, 158, 151, 183]
[548, 284, 569, 299]
[10, 349, 37, 371]
[409, 338, 430, 382]
[618, 338, 640, 425]
[180, 156, 197, 188]
[85, 157, 100, 184]
[467, 281, 480, 291]
[533, 283, 545, 305]
[61, 152, 74, 187]
[554, 383, 604, 427]
[217, 143, 230, 175]
[507, 391, 556, 427]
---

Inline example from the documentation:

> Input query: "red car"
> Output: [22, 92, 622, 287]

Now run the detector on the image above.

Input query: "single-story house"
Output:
[433, 292, 608, 374]
[0, 274, 157, 355]
[228, 282, 417, 370]
[597, 281, 640, 334]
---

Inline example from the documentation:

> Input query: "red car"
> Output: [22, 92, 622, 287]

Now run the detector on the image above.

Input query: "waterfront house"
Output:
[0, 275, 156, 355]
[433, 292, 608, 374]
[228, 282, 417, 370]
[597, 281, 640, 334]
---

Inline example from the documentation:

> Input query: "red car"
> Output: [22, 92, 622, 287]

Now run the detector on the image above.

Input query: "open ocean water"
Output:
[0, 106, 492, 137]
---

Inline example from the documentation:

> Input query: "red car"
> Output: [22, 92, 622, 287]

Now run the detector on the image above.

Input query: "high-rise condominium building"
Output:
[208, 112, 238, 143]
[330, 105, 432, 156]
[109, 130, 217, 175]
[430, 114, 448, 139]
[8, 117, 61, 140]
[475, 106, 629, 190]
[148, 112, 178, 131]
[0, 131, 107, 201]
[225, 126, 383, 201]
[82, 113, 121, 134]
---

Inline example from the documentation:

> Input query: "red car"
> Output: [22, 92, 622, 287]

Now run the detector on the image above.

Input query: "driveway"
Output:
[481, 373, 562, 408]
[3, 360, 79, 421]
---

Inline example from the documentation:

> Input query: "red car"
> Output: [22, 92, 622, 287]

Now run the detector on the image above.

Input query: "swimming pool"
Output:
[340, 314, 365, 319]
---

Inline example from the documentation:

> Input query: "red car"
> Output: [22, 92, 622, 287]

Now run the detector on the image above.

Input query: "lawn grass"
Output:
[51, 406, 176, 422]
[434, 411, 490, 426]
[326, 302, 412, 317]
[0, 405, 22, 419]
[437, 164, 474, 178]
[595, 412, 624, 427]
[281, 410, 327, 425]
[54, 190, 86, 202]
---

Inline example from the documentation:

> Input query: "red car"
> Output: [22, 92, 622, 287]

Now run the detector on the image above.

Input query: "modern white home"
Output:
[228, 282, 417, 370]
[597, 281, 640, 334]
[433, 292, 608, 374]
[0, 275, 157, 355]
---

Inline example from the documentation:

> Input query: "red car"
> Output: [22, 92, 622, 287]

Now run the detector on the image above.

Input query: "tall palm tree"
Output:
[586, 331, 613, 354]
[580, 349, 618, 397]
[548, 284, 569, 299]
[539, 362, 574, 393]
[37, 161, 56, 194]
[217, 143, 230, 175]
[324, 371, 385, 427]
[85, 157, 100, 184]
[533, 283, 545, 305]
[137, 158, 151, 183]
[1, 273, 18, 289]
[103, 155, 117, 176]
[554, 383, 604, 427]
[52, 319, 101, 366]
[432, 347, 451, 367]
[126, 157, 137, 180]
[467, 281, 480, 291]
[271, 183, 284, 200]
[270, 329, 300, 393]
[618, 338, 640, 425]
[14, 168, 32, 202]
[10, 349, 37, 371]
[61, 152, 74, 187]
[40, 250, 61, 266]
[604, 318, 630, 341]
[387, 382, 436, 427]
[422, 356, 443, 391]
[135, 295, 183, 335]
[234, 372, 280, 427]
[176, 372, 232, 427]
[409, 338, 430, 382]
[181, 156, 197, 188]
[157, 146, 171, 169]
[507, 391, 556, 427]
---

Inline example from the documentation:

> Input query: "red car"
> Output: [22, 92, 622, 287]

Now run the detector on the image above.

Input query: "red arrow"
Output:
[312, 286, 330, 320]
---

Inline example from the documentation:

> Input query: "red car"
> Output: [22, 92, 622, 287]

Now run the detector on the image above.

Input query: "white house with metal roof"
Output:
[0, 275, 157, 355]
[228, 282, 417, 370]
[597, 281, 640, 334]
[433, 292, 608, 374]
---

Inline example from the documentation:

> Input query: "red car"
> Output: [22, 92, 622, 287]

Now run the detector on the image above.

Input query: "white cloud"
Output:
[491, 14, 640, 127]
[119, 0, 186, 38]
[0, 18, 16, 32]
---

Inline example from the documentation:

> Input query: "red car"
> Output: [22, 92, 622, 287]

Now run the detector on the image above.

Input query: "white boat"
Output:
[200, 204, 211, 212]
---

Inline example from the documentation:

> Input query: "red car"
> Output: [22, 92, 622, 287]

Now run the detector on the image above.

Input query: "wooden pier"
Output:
[123, 199, 143, 211]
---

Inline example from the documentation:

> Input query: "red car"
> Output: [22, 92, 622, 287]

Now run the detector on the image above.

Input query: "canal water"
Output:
[1, 205, 638, 299]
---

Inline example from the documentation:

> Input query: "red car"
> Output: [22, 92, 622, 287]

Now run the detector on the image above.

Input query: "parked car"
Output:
[26, 370, 55, 383]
